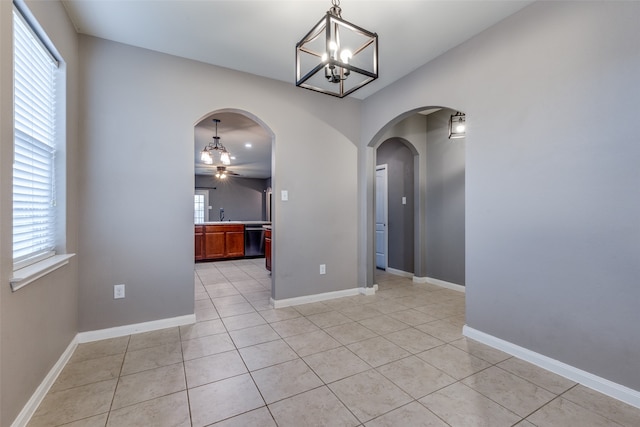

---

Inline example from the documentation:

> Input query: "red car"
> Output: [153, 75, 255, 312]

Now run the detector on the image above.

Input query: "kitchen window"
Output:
[11, 3, 72, 291]
[194, 194, 205, 223]
[194, 190, 209, 223]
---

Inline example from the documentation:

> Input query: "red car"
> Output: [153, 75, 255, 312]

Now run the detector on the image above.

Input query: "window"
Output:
[12, 6, 59, 269]
[194, 194, 205, 223]
[194, 189, 209, 223]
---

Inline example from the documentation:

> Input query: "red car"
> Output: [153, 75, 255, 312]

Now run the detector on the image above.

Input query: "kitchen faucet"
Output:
[219, 208, 224, 221]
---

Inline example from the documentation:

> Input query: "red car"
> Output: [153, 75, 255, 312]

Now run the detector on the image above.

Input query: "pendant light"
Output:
[200, 119, 231, 165]
[296, 0, 378, 98]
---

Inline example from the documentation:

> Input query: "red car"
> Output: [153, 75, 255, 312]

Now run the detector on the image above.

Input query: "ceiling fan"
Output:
[215, 166, 239, 179]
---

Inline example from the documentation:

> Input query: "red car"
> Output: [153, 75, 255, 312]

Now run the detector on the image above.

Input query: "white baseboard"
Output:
[386, 267, 413, 278]
[359, 286, 376, 296]
[77, 314, 196, 343]
[11, 336, 78, 427]
[13, 313, 196, 426]
[414, 276, 465, 293]
[385, 269, 465, 294]
[463, 326, 640, 409]
[271, 287, 373, 308]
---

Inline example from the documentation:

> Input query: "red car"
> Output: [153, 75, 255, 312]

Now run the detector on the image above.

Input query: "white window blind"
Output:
[13, 7, 58, 267]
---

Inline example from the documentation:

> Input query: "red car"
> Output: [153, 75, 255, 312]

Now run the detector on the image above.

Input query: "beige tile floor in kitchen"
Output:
[27, 259, 640, 426]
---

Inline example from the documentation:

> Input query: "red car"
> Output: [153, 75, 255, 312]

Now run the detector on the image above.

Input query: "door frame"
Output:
[375, 164, 389, 270]
[193, 108, 276, 297]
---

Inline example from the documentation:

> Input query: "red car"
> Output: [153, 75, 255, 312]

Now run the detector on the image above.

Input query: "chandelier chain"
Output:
[329, 0, 342, 18]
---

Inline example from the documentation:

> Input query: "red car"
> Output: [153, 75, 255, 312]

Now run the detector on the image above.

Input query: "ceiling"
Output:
[61, 0, 532, 178]
[194, 112, 272, 178]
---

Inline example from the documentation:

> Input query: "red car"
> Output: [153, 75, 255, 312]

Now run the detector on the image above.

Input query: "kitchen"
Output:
[194, 111, 273, 270]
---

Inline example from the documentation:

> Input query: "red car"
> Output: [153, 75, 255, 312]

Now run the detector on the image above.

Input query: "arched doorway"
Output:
[375, 138, 418, 277]
[367, 107, 466, 292]
[193, 108, 276, 295]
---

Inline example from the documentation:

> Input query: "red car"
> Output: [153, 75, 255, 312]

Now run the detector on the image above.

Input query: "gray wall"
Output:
[3, 2, 640, 424]
[372, 114, 428, 279]
[425, 109, 465, 285]
[373, 111, 465, 284]
[361, 1, 640, 391]
[77, 34, 361, 330]
[0, 1, 80, 425]
[377, 139, 415, 273]
[195, 175, 269, 222]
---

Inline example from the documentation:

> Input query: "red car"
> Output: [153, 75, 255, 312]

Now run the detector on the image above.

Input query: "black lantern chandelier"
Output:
[200, 119, 231, 165]
[296, 0, 378, 98]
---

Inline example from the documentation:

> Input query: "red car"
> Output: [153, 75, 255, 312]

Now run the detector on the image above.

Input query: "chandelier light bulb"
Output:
[340, 49, 352, 63]
[329, 41, 338, 56]
[220, 151, 231, 165]
[456, 124, 466, 132]
[201, 150, 213, 164]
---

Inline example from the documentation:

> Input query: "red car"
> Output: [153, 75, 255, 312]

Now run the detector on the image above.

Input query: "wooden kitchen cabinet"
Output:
[204, 227, 225, 259]
[264, 228, 271, 271]
[195, 225, 204, 261]
[197, 224, 245, 261]
[225, 228, 245, 258]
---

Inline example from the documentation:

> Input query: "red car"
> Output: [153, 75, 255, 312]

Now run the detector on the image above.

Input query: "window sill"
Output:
[10, 254, 76, 292]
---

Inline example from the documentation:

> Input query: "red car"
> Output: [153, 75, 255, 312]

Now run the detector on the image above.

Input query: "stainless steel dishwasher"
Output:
[244, 225, 265, 257]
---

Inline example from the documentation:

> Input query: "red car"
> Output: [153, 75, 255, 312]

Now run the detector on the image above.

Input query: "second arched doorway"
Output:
[369, 107, 466, 291]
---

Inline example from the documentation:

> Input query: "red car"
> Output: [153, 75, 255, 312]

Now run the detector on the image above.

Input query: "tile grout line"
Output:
[554, 384, 628, 427]
[104, 334, 131, 426]
[177, 322, 195, 427]
[33, 259, 636, 426]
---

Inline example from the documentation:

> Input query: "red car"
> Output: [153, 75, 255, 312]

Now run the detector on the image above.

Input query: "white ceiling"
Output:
[195, 112, 272, 178]
[61, 0, 532, 178]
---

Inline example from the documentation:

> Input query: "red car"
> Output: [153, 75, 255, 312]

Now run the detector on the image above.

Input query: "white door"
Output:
[375, 165, 388, 270]
[194, 189, 209, 223]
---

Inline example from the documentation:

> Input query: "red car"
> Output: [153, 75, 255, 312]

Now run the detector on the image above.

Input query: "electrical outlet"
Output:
[319, 264, 326, 275]
[114, 284, 125, 299]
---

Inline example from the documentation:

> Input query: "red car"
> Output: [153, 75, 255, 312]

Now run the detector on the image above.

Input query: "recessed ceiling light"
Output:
[230, 156, 236, 160]
[245, 143, 252, 148]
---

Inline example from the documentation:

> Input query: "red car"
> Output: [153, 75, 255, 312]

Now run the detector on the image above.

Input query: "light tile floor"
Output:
[28, 259, 640, 426]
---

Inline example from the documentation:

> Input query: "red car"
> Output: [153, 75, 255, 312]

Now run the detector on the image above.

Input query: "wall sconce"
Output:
[449, 112, 466, 139]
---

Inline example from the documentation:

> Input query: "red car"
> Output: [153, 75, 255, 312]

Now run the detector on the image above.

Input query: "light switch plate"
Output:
[281, 190, 289, 201]
[114, 284, 125, 299]
[402, 196, 406, 205]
